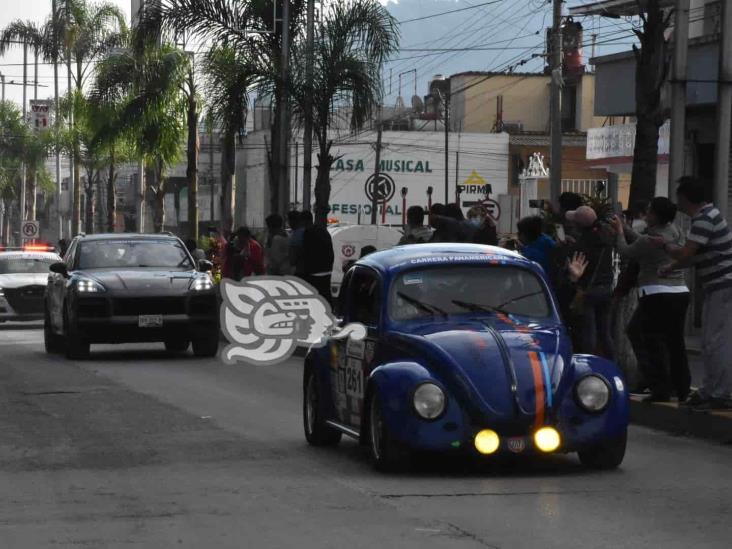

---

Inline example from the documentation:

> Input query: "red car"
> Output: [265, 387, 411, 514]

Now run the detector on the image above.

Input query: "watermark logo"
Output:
[220, 276, 366, 366]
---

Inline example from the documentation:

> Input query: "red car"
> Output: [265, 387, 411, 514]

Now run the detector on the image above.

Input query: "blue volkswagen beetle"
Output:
[302, 244, 629, 471]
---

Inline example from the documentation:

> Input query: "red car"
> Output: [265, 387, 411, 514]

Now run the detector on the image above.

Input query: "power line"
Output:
[398, 0, 504, 24]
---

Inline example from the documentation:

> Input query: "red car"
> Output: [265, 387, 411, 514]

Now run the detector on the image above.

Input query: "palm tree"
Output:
[289, 0, 398, 226]
[203, 45, 258, 233]
[136, 0, 307, 216]
[63, 0, 127, 235]
[94, 39, 188, 233]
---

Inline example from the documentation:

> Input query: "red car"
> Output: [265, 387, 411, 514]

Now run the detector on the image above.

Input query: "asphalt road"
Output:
[1, 322, 731, 548]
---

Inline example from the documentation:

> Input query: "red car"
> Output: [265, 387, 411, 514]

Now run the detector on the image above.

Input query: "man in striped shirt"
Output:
[657, 177, 732, 409]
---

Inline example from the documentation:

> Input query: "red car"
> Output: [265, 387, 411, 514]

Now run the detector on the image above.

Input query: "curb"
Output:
[629, 396, 732, 444]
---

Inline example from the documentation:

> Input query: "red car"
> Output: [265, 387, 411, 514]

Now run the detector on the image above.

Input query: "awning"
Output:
[569, 0, 674, 17]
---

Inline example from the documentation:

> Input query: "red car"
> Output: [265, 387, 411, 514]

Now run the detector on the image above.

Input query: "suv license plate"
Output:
[138, 314, 163, 328]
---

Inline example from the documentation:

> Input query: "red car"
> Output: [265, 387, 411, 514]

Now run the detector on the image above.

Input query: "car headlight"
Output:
[413, 382, 446, 420]
[76, 278, 105, 293]
[0, 287, 4, 297]
[575, 375, 611, 412]
[189, 275, 213, 291]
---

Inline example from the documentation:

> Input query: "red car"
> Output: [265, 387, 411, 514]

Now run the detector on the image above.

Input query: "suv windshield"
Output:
[389, 265, 551, 321]
[76, 240, 194, 270]
[0, 257, 56, 274]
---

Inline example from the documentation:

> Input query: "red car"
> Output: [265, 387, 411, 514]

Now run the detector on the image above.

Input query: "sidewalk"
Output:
[628, 340, 732, 444]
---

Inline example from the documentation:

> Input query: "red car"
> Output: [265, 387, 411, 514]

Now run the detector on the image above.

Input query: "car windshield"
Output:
[389, 265, 551, 321]
[0, 257, 56, 274]
[77, 240, 194, 270]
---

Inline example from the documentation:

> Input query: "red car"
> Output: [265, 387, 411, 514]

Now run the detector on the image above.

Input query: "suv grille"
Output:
[4, 285, 45, 315]
[113, 297, 186, 316]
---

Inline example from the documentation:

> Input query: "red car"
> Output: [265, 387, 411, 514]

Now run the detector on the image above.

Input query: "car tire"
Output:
[368, 390, 411, 472]
[303, 366, 341, 446]
[192, 333, 219, 357]
[577, 429, 627, 470]
[44, 306, 64, 354]
[165, 339, 190, 353]
[63, 306, 89, 360]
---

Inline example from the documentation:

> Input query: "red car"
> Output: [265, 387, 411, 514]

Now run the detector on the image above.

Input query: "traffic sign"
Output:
[364, 173, 395, 203]
[30, 100, 51, 131]
[21, 220, 40, 240]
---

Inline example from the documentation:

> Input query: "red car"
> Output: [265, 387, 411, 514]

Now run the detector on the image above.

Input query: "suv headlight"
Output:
[575, 375, 610, 412]
[413, 383, 446, 420]
[76, 278, 105, 293]
[0, 287, 4, 297]
[190, 275, 213, 291]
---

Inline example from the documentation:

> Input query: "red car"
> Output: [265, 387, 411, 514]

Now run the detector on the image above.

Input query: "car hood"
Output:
[0, 273, 49, 289]
[78, 269, 197, 293]
[389, 318, 568, 429]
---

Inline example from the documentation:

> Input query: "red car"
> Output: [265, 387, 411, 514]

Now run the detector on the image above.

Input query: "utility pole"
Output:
[549, 0, 563, 206]
[371, 121, 383, 225]
[669, 0, 690, 196]
[20, 39, 27, 232]
[714, 0, 732, 216]
[0, 72, 5, 102]
[294, 141, 299, 207]
[53, 0, 62, 240]
[66, 0, 77, 236]
[31, 49, 38, 221]
[302, 0, 315, 212]
[443, 92, 449, 204]
[455, 150, 460, 202]
[278, 0, 291, 216]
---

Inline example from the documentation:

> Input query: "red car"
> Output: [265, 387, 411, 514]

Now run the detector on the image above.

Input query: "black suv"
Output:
[44, 233, 219, 359]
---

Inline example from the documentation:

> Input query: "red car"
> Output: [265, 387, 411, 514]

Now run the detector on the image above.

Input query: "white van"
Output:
[328, 224, 404, 298]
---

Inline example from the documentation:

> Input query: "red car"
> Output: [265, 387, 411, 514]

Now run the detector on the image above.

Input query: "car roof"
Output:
[356, 243, 532, 275]
[74, 233, 180, 242]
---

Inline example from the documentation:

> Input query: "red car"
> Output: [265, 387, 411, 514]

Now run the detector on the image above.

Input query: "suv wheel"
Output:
[44, 305, 64, 354]
[63, 307, 90, 360]
[192, 333, 219, 357]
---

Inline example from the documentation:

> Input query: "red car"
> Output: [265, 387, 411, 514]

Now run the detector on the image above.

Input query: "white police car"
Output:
[0, 246, 61, 322]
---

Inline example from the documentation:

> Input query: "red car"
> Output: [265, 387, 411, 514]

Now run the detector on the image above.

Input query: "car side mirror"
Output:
[198, 259, 213, 272]
[49, 262, 69, 278]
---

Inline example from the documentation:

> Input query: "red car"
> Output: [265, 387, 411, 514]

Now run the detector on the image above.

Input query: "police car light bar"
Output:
[0, 244, 56, 252]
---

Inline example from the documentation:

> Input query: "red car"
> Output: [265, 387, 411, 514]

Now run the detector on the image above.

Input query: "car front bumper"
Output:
[72, 293, 219, 343]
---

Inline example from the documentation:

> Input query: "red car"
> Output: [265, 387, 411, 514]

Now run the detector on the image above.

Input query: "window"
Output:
[349, 269, 381, 326]
[389, 265, 551, 321]
[0, 257, 56, 274]
[77, 240, 194, 270]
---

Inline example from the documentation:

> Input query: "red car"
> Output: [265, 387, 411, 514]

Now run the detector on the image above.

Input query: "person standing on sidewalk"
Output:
[612, 198, 690, 403]
[301, 211, 335, 304]
[655, 177, 732, 410]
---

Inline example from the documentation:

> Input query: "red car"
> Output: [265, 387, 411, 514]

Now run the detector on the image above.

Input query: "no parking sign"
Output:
[21, 220, 39, 240]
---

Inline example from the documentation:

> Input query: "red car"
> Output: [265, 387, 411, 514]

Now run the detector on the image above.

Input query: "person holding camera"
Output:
[566, 205, 616, 360]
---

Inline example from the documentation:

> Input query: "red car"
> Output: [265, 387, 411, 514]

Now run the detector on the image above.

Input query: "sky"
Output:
[0, 0, 636, 109]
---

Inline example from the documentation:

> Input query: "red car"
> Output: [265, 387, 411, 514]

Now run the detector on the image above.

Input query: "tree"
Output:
[203, 45, 258, 233]
[62, 0, 128, 235]
[137, 0, 307, 217]
[289, 0, 398, 225]
[628, 1, 673, 207]
[0, 101, 53, 240]
[94, 40, 188, 233]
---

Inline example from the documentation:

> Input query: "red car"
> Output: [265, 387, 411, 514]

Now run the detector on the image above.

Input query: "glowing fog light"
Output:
[534, 427, 561, 452]
[474, 429, 500, 455]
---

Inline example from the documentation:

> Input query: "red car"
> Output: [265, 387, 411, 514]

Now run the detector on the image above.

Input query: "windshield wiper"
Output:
[496, 290, 545, 309]
[452, 299, 509, 316]
[397, 291, 448, 318]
